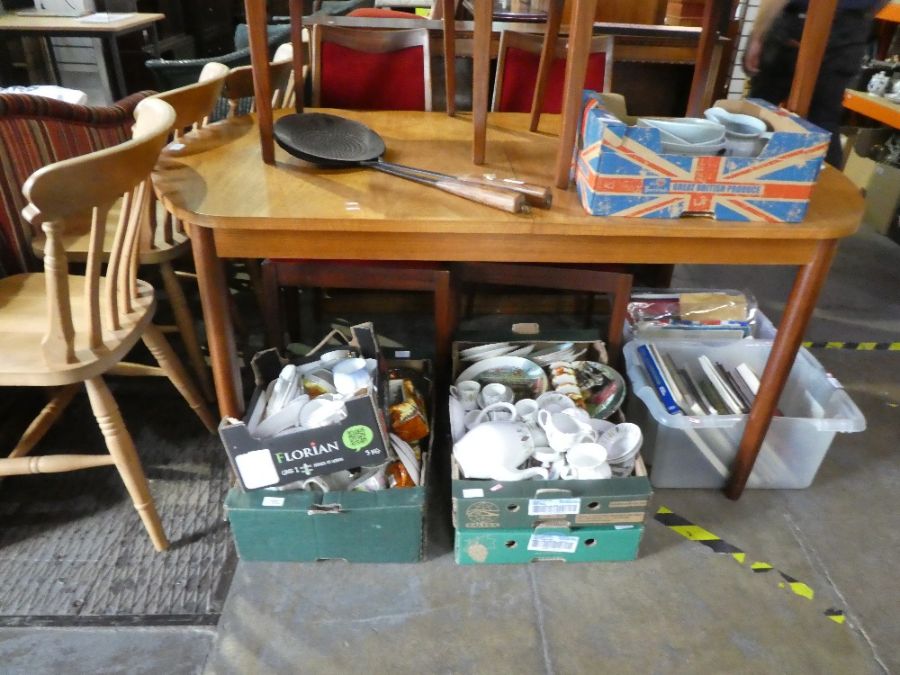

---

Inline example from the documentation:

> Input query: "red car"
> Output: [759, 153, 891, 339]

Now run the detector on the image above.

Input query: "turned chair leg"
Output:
[159, 260, 215, 402]
[142, 324, 218, 433]
[84, 376, 169, 552]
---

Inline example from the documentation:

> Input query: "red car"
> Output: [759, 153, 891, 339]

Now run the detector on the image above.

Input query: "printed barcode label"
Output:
[527, 534, 579, 554]
[462, 489, 484, 498]
[261, 496, 285, 507]
[528, 498, 581, 516]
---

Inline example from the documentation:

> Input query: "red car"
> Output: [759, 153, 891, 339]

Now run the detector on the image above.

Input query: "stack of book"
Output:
[636, 343, 765, 417]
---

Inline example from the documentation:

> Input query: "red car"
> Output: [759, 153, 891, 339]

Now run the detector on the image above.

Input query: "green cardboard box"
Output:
[452, 463, 652, 529]
[224, 356, 433, 563]
[455, 522, 644, 565]
[450, 331, 652, 530]
[224, 481, 426, 563]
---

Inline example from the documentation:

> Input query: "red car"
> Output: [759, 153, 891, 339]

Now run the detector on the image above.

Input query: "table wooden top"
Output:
[152, 110, 863, 265]
[0, 12, 164, 33]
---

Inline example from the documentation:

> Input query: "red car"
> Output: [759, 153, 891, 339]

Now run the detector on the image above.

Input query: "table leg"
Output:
[442, 0, 457, 116]
[553, 0, 597, 189]
[471, 0, 492, 164]
[106, 35, 127, 100]
[725, 239, 838, 499]
[529, 0, 562, 132]
[189, 223, 244, 420]
[43, 36, 61, 86]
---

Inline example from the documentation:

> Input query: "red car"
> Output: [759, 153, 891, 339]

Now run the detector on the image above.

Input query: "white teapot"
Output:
[453, 421, 548, 481]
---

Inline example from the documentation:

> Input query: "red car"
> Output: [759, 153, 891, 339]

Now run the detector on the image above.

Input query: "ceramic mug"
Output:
[450, 380, 481, 411]
[537, 409, 596, 453]
[453, 421, 546, 481]
[599, 423, 643, 477]
[332, 357, 372, 396]
[478, 382, 515, 408]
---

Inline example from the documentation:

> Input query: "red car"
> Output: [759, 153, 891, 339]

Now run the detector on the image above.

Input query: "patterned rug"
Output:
[0, 375, 234, 627]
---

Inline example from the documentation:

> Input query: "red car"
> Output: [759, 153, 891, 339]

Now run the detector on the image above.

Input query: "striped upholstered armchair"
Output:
[0, 91, 154, 277]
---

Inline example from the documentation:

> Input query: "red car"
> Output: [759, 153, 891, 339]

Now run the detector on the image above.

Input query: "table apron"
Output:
[211, 229, 823, 265]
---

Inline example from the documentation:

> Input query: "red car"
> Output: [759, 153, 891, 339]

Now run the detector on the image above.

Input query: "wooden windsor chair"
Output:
[0, 98, 215, 552]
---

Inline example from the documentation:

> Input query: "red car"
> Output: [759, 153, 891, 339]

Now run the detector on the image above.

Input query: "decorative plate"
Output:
[455, 356, 548, 401]
[571, 361, 627, 420]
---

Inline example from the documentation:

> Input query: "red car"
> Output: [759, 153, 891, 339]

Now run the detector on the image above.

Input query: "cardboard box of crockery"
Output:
[449, 324, 652, 533]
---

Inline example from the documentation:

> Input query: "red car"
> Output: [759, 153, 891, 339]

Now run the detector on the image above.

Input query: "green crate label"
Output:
[575, 512, 644, 525]
[342, 425, 374, 451]
[464, 501, 501, 528]
[609, 500, 649, 508]
[261, 496, 285, 507]
[528, 498, 581, 516]
[527, 534, 579, 554]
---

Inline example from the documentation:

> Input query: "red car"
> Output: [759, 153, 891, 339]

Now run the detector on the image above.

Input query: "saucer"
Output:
[456, 356, 549, 400]
[390, 433, 421, 485]
[460, 344, 518, 362]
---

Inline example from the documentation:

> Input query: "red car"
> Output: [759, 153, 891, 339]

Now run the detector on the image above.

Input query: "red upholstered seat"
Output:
[318, 40, 427, 110]
[496, 49, 607, 114]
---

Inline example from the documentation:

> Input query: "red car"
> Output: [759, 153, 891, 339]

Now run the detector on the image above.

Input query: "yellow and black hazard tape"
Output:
[655, 507, 846, 625]
[803, 341, 900, 351]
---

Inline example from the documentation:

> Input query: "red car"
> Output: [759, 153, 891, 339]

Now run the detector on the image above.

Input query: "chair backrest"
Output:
[21, 98, 175, 365]
[492, 32, 613, 113]
[311, 25, 432, 111]
[149, 62, 229, 138]
[223, 43, 297, 116]
[0, 91, 153, 276]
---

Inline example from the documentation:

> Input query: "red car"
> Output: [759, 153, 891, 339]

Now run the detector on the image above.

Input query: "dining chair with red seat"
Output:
[491, 31, 613, 115]
[261, 25, 454, 367]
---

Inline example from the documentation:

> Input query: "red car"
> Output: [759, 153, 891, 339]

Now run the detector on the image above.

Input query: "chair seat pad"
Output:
[0, 273, 156, 386]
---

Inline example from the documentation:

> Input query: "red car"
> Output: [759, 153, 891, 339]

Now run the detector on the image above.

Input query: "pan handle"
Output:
[431, 178, 527, 214]
[380, 161, 552, 209]
[370, 163, 527, 214]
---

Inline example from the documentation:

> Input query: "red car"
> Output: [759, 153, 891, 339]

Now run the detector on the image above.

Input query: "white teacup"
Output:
[478, 382, 515, 408]
[599, 423, 643, 477]
[537, 409, 596, 453]
[332, 357, 372, 396]
[533, 446, 564, 465]
[450, 380, 481, 411]
[514, 398, 539, 423]
[453, 421, 546, 482]
[566, 442, 610, 480]
[561, 407, 591, 424]
[465, 401, 517, 430]
[298, 397, 347, 429]
[535, 391, 576, 414]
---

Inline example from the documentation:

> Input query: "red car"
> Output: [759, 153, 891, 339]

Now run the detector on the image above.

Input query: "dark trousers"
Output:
[749, 11, 871, 166]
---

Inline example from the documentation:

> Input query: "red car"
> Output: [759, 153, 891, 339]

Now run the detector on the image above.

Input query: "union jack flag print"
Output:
[575, 94, 830, 222]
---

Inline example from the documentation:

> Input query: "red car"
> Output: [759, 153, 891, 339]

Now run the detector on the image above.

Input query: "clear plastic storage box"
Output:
[624, 340, 866, 488]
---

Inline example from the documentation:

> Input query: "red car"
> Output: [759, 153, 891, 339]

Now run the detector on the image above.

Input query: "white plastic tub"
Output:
[624, 340, 866, 488]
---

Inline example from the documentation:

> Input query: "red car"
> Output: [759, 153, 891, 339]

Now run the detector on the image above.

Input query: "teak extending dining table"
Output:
[152, 110, 864, 498]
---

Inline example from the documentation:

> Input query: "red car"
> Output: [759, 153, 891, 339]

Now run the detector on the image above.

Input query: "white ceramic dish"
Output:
[448, 395, 467, 443]
[390, 433, 421, 486]
[455, 356, 549, 400]
[638, 117, 725, 145]
[460, 344, 519, 362]
[505, 344, 536, 357]
[459, 342, 511, 359]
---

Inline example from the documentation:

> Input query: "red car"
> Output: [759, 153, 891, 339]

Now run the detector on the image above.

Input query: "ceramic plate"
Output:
[505, 344, 535, 357]
[572, 361, 627, 420]
[448, 396, 467, 443]
[459, 342, 511, 359]
[455, 356, 548, 400]
[390, 433, 420, 486]
[460, 344, 518, 362]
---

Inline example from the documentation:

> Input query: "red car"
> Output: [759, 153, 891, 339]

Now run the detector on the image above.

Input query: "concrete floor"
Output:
[1, 224, 897, 674]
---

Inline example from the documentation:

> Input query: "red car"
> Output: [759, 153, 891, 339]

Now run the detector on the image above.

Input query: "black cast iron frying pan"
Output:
[274, 113, 543, 214]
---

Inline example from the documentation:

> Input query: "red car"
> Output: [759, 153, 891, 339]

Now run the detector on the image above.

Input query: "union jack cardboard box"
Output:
[575, 92, 830, 222]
